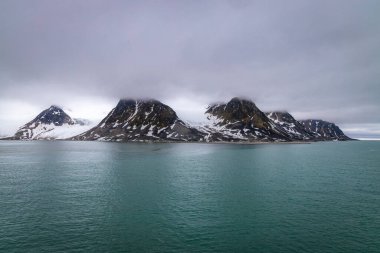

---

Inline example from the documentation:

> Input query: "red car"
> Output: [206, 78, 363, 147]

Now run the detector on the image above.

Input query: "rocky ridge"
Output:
[71, 99, 204, 142]
[3, 97, 352, 142]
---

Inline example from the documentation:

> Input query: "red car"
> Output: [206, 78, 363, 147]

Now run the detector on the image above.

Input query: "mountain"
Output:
[1, 98, 353, 143]
[198, 97, 291, 142]
[266, 111, 317, 140]
[71, 99, 204, 142]
[6, 106, 93, 140]
[299, 119, 352, 141]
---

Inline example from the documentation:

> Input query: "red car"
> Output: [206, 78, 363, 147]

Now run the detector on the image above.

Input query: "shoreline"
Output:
[1, 138, 355, 145]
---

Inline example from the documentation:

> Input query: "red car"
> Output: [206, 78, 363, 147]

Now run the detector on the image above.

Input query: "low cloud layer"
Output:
[1, 0, 380, 137]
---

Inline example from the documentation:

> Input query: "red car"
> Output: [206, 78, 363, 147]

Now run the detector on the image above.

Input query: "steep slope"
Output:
[299, 119, 351, 140]
[199, 97, 291, 142]
[72, 99, 204, 142]
[8, 106, 92, 140]
[266, 111, 317, 140]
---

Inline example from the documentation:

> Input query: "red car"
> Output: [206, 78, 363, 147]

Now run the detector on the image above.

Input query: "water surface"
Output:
[0, 141, 379, 252]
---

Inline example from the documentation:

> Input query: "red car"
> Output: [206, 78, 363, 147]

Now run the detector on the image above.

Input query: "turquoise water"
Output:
[0, 141, 379, 252]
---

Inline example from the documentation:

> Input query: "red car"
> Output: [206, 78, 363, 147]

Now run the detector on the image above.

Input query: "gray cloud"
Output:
[1, 0, 380, 136]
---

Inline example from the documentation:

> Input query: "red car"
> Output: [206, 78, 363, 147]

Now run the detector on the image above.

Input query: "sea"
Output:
[0, 140, 379, 252]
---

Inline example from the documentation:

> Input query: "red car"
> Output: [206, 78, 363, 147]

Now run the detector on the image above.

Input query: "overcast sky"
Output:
[1, 0, 379, 139]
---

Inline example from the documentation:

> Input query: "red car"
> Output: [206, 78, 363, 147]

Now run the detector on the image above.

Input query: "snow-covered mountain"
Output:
[7, 106, 93, 140]
[299, 119, 351, 141]
[71, 99, 204, 142]
[196, 97, 291, 142]
[1, 98, 353, 143]
[266, 111, 317, 140]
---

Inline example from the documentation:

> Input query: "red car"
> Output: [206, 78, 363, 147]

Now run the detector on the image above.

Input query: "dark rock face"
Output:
[266, 111, 317, 140]
[201, 97, 291, 142]
[10, 106, 75, 140]
[299, 119, 351, 141]
[72, 99, 204, 142]
[33, 105, 75, 126]
[207, 97, 272, 129]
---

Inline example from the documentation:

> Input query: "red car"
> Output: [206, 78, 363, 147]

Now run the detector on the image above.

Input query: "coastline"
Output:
[0, 138, 326, 145]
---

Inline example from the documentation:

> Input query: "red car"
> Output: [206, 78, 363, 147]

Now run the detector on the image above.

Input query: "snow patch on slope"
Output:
[17, 122, 95, 140]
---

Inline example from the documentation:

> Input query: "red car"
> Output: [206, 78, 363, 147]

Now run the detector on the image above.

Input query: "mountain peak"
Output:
[203, 98, 291, 141]
[227, 97, 257, 107]
[118, 98, 159, 104]
[8, 106, 84, 140]
[72, 98, 203, 142]
[206, 97, 267, 127]
[34, 106, 74, 126]
[48, 105, 62, 110]
[108, 98, 179, 127]
[229, 97, 252, 103]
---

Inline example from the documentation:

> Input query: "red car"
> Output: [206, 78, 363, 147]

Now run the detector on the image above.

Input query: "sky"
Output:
[0, 0, 380, 139]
